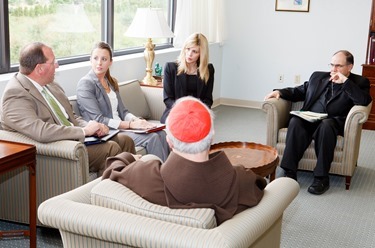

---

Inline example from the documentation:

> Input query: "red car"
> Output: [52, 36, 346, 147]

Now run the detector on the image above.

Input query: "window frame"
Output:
[0, 0, 10, 74]
[0, 0, 176, 74]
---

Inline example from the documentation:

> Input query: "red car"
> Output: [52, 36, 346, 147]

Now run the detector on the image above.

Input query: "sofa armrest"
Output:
[341, 101, 372, 170]
[0, 130, 90, 225]
[344, 102, 372, 133]
[38, 177, 299, 248]
[262, 98, 291, 147]
[214, 177, 299, 247]
[0, 130, 88, 161]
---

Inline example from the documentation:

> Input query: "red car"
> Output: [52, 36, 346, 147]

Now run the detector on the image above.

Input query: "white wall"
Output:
[221, 0, 372, 105]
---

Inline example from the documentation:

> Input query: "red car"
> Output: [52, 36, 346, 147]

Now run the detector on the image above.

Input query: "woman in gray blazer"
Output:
[77, 42, 170, 161]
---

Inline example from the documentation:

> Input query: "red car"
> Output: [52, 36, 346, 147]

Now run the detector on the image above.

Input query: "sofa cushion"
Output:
[91, 179, 217, 229]
[68, 80, 151, 119]
[119, 80, 151, 119]
[68, 95, 80, 116]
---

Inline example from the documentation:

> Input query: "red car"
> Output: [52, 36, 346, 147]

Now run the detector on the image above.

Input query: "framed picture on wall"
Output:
[275, 0, 310, 12]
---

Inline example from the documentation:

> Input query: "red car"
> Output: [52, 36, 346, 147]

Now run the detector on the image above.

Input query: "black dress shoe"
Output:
[308, 177, 330, 195]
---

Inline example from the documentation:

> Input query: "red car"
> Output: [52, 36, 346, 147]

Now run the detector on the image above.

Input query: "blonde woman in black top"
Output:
[161, 33, 215, 123]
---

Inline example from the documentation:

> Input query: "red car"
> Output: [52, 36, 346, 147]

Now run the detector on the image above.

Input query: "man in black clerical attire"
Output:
[264, 50, 372, 195]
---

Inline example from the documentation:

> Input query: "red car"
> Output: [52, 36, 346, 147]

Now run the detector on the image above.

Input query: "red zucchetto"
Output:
[167, 99, 211, 143]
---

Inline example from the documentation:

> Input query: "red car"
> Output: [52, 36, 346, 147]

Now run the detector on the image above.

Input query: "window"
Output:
[0, 0, 174, 74]
[113, 0, 172, 52]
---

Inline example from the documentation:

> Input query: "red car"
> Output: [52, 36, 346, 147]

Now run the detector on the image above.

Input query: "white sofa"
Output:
[38, 177, 299, 248]
[0, 79, 164, 225]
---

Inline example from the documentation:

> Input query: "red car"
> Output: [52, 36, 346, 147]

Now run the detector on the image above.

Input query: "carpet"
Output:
[280, 129, 375, 248]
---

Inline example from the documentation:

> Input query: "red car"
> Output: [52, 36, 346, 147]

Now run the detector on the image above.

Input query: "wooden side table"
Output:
[0, 140, 36, 248]
[210, 141, 279, 181]
[362, 64, 375, 130]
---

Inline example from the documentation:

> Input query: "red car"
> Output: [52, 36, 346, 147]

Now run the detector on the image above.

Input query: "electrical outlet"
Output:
[278, 74, 284, 83]
[294, 75, 300, 84]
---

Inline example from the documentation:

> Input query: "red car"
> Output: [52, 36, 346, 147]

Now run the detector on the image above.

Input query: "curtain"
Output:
[173, 0, 225, 48]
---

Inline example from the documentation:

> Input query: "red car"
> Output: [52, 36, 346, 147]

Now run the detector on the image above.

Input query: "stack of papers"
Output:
[290, 111, 328, 122]
[121, 124, 166, 134]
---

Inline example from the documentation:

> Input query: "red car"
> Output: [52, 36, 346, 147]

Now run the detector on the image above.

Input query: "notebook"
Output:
[84, 129, 120, 146]
[290, 111, 328, 122]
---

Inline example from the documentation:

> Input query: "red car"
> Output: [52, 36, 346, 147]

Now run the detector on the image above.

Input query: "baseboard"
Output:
[212, 98, 262, 109]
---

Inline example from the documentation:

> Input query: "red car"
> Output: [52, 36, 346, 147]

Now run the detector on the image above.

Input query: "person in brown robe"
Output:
[102, 96, 267, 225]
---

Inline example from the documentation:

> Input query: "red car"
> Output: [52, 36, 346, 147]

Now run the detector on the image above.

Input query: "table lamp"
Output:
[125, 8, 174, 85]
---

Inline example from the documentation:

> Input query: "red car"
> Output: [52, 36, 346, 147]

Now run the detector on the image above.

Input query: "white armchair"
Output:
[38, 177, 299, 248]
[262, 98, 372, 189]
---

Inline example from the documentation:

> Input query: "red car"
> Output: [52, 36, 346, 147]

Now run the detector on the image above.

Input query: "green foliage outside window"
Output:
[8, 0, 171, 65]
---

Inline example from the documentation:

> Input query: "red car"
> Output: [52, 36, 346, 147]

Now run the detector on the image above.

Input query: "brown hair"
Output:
[334, 50, 354, 65]
[91, 41, 119, 91]
[19, 42, 48, 75]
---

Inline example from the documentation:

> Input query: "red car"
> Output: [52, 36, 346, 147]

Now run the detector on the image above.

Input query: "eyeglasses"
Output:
[42, 59, 59, 66]
[328, 63, 348, 69]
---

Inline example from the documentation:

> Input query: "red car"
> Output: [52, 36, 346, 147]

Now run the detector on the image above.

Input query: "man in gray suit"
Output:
[1, 42, 136, 175]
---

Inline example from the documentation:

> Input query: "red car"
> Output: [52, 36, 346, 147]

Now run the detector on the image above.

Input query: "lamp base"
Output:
[142, 74, 158, 86]
[142, 37, 158, 86]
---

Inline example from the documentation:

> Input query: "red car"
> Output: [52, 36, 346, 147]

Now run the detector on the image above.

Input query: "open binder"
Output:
[290, 111, 328, 122]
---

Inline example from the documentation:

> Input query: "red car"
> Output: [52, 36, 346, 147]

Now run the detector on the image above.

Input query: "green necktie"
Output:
[42, 88, 71, 126]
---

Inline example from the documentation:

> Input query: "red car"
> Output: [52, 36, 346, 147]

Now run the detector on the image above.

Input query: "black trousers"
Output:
[280, 116, 340, 177]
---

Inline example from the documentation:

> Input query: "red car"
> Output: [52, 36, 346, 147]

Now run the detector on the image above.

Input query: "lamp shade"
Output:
[125, 8, 174, 38]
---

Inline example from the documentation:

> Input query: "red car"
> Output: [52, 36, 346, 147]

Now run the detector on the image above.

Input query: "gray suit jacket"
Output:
[1, 73, 87, 142]
[76, 70, 132, 125]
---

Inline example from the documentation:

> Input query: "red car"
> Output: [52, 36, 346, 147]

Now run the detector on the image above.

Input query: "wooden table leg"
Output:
[29, 161, 37, 248]
[270, 170, 276, 181]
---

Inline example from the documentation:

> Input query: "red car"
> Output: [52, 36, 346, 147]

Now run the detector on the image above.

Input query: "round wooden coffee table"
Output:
[210, 141, 279, 181]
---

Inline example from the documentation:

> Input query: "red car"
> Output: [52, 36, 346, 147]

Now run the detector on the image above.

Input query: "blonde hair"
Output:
[177, 33, 210, 83]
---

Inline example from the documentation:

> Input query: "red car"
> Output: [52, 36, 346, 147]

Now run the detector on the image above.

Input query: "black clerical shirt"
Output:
[309, 82, 343, 113]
